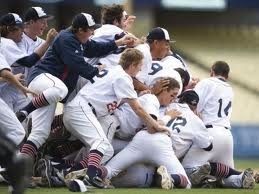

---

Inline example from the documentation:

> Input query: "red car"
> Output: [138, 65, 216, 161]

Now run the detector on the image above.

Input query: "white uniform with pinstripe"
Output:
[63, 65, 137, 163]
[0, 53, 25, 145]
[185, 77, 234, 168]
[0, 37, 28, 112]
[104, 95, 190, 188]
[144, 60, 183, 96]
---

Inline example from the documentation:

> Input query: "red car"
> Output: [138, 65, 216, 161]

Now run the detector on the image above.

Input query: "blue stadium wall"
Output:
[232, 124, 259, 158]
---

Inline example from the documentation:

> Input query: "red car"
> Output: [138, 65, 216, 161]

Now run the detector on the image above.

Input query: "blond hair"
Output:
[119, 48, 143, 70]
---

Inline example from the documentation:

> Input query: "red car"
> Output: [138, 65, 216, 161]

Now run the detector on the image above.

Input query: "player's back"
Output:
[194, 77, 233, 128]
[161, 55, 186, 70]
[165, 103, 212, 159]
[71, 65, 136, 117]
[145, 60, 183, 94]
[115, 93, 160, 140]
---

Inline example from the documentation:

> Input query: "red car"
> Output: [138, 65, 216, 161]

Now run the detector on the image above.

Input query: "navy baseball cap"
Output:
[24, 7, 53, 22]
[178, 90, 199, 106]
[147, 27, 175, 43]
[72, 13, 100, 29]
[0, 13, 23, 27]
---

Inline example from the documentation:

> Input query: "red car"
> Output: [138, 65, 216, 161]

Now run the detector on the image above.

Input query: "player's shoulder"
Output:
[0, 37, 16, 47]
[139, 93, 158, 104]
[111, 66, 132, 81]
[94, 24, 123, 37]
[135, 43, 151, 55]
[57, 29, 75, 42]
[207, 77, 232, 88]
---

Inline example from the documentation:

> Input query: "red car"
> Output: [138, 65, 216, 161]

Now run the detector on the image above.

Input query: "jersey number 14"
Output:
[217, 98, 231, 118]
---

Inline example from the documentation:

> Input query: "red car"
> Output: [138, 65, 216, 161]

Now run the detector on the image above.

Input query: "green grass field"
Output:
[1, 159, 259, 194]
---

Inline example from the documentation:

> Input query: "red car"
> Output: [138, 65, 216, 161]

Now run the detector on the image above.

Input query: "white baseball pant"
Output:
[0, 98, 25, 145]
[182, 126, 234, 169]
[105, 130, 190, 188]
[27, 73, 68, 148]
[63, 100, 114, 163]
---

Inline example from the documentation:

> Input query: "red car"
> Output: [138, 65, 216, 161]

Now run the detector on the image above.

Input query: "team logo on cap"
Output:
[81, 13, 95, 27]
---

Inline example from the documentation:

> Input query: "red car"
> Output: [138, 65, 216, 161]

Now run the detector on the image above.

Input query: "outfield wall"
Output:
[232, 124, 259, 158]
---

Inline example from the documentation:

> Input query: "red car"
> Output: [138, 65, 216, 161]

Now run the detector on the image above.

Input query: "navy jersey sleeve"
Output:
[57, 34, 99, 80]
[83, 39, 118, 58]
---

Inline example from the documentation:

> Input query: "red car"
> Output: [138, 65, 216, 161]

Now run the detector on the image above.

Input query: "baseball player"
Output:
[86, 4, 136, 70]
[163, 90, 213, 160]
[72, 4, 137, 98]
[63, 48, 169, 188]
[167, 90, 255, 189]
[135, 27, 171, 84]
[134, 27, 185, 95]
[189, 61, 234, 168]
[16, 12, 134, 164]
[0, 52, 35, 146]
[96, 76, 191, 189]
[19, 7, 54, 55]
[0, 12, 56, 112]
[0, 52, 34, 194]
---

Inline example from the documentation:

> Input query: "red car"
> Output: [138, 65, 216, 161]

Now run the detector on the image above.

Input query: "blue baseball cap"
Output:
[0, 13, 23, 27]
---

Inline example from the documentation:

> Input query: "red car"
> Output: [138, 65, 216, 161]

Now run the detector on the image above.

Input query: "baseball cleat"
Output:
[84, 174, 105, 188]
[189, 163, 211, 186]
[36, 159, 53, 187]
[242, 168, 255, 189]
[157, 166, 173, 190]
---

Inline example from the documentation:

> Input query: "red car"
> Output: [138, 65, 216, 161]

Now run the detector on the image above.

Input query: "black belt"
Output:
[88, 103, 97, 116]
[205, 125, 229, 130]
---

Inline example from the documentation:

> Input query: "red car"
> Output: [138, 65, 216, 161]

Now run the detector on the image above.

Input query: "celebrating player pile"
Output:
[0, 3, 256, 194]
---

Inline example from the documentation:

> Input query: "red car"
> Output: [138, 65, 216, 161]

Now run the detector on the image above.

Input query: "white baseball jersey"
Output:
[194, 77, 233, 128]
[0, 37, 29, 111]
[18, 33, 45, 54]
[87, 24, 126, 68]
[135, 43, 152, 83]
[161, 55, 186, 70]
[0, 37, 27, 66]
[0, 54, 25, 145]
[69, 65, 137, 118]
[144, 60, 183, 95]
[114, 93, 160, 140]
[163, 103, 213, 159]
[0, 53, 10, 71]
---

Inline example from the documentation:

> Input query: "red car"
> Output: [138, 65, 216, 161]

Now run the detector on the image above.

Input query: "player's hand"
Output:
[115, 34, 137, 47]
[46, 28, 58, 44]
[123, 15, 136, 31]
[138, 89, 151, 96]
[185, 77, 200, 89]
[14, 73, 26, 86]
[147, 124, 171, 136]
[165, 109, 182, 119]
[151, 78, 170, 95]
